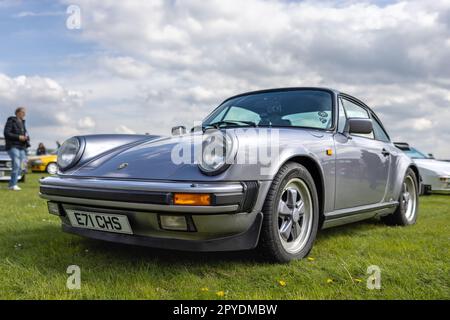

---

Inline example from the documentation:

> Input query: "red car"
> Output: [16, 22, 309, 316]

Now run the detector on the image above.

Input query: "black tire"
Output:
[382, 168, 419, 226]
[422, 185, 432, 196]
[258, 162, 320, 263]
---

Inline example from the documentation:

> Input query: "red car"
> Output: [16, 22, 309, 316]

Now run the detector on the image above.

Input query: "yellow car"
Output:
[29, 153, 58, 175]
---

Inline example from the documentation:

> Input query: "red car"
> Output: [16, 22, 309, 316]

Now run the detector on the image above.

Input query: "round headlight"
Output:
[57, 137, 81, 170]
[198, 131, 237, 175]
[6, 161, 12, 168]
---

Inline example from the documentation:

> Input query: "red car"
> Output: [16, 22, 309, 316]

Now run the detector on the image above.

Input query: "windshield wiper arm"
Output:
[203, 120, 258, 130]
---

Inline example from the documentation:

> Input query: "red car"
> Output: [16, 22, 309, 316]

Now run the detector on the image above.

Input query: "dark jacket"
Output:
[36, 147, 47, 156]
[3, 116, 30, 150]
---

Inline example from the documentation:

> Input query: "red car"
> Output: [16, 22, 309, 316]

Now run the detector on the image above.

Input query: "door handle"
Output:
[381, 148, 391, 157]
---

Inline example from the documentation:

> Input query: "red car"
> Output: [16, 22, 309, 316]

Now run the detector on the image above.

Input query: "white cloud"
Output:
[0, 74, 83, 108]
[13, 11, 64, 18]
[77, 116, 96, 129]
[99, 56, 152, 79]
[0, 73, 87, 146]
[412, 118, 433, 131]
[115, 125, 136, 134]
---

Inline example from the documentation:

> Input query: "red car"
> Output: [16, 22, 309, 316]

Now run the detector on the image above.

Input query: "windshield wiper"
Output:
[203, 120, 258, 130]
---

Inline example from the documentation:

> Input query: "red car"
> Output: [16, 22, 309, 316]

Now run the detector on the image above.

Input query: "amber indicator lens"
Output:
[174, 193, 211, 206]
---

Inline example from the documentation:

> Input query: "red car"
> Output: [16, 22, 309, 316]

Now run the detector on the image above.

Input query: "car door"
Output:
[334, 96, 391, 210]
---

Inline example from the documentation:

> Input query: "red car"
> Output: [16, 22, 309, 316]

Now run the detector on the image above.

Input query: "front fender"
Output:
[389, 149, 417, 201]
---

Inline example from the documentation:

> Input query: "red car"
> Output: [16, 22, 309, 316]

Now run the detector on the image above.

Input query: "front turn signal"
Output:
[174, 193, 211, 206]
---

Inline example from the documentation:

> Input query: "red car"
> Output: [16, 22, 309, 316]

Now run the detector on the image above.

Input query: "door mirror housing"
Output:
[345, 118, 373, 135]
[171, 125, 186, 136]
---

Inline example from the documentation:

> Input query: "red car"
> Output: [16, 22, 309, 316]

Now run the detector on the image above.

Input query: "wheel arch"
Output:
[408, 164, 420, 186]
[281, 155, 326, 229]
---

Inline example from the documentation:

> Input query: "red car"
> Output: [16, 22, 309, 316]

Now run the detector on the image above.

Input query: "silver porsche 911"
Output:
[40, 87, 420, 262]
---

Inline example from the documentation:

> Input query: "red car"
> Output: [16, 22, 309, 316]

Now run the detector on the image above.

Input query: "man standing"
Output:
[3, 107, 30, 191]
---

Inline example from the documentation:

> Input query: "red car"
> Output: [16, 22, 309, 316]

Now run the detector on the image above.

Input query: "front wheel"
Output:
[258, 162, 319, 263]
[382, 168, 419, 226]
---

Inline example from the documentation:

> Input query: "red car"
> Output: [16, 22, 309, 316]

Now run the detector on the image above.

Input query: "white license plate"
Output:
[66, 210, 133, 235]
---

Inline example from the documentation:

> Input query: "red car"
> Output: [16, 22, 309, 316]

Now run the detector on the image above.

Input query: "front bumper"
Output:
[422, 175, 450, 194]
[30, 164, 46, 172]
[40, 176, 269, 251]
[0, 169, 23, 181]
[62, 212, 263, 252]
[0, 169, 11, 181]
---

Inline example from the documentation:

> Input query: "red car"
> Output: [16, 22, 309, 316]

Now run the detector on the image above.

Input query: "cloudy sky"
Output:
[0, 0, 449, 157]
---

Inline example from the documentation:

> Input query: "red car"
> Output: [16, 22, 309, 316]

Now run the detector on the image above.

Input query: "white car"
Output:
[404, 147, 450, 194]
[0, 137, 25, 182]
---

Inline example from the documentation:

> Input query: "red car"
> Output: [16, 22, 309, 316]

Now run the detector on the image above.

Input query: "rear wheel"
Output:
[258, 162, 319, 263]
[46, 162, 58, 175]
[382, 168, 419, 226]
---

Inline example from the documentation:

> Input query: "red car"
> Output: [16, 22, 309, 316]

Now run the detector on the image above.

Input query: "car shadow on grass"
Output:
[2, 218, 385, 270]
[80, 238, 262, 266]
[317, 218, 386, 239]
[63, 218, 385, 265]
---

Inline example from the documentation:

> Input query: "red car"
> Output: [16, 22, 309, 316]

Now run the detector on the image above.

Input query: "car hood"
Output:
[68, 128, 328, 181]
[72, 132, 219, 180]
[413, 159, 450, 176]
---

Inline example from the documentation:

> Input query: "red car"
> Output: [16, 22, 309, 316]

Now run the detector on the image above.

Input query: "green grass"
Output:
[0, 173, 449, 300]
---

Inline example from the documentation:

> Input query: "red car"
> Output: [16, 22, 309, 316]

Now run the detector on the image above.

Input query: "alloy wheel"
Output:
[277, 178, 313, 254]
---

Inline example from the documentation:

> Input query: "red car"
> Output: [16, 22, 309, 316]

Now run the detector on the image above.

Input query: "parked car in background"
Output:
[404, 146, 450, 194]
[0, 137, 25, 182]
[40, 87, 421, 262]
[29, 153, 58, 175]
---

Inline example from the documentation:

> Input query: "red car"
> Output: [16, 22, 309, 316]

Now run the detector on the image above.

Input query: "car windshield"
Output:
[203, 90, 333, 130]
[0, 138, 5, 152]
[405, 147, 430, 159]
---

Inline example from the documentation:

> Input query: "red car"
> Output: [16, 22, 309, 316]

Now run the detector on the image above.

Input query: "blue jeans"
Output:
[7, 147, 27, 187]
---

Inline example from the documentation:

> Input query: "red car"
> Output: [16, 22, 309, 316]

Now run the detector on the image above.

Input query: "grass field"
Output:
[0, 173, 448, 300]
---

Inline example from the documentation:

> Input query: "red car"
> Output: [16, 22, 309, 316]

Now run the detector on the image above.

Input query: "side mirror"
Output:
[345, 118, 373, 136]
[428, 153, 435, 159]
[171, 125, 186, 136]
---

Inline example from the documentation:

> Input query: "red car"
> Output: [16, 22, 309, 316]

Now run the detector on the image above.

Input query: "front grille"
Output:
[0, 161, 11, 168]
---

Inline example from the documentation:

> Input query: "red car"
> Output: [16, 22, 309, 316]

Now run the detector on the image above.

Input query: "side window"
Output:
[341, 98, 374, 139]
[338, 98, 347, 132]
[372, 116, 390, 142]
[342, 99, 369, 118]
